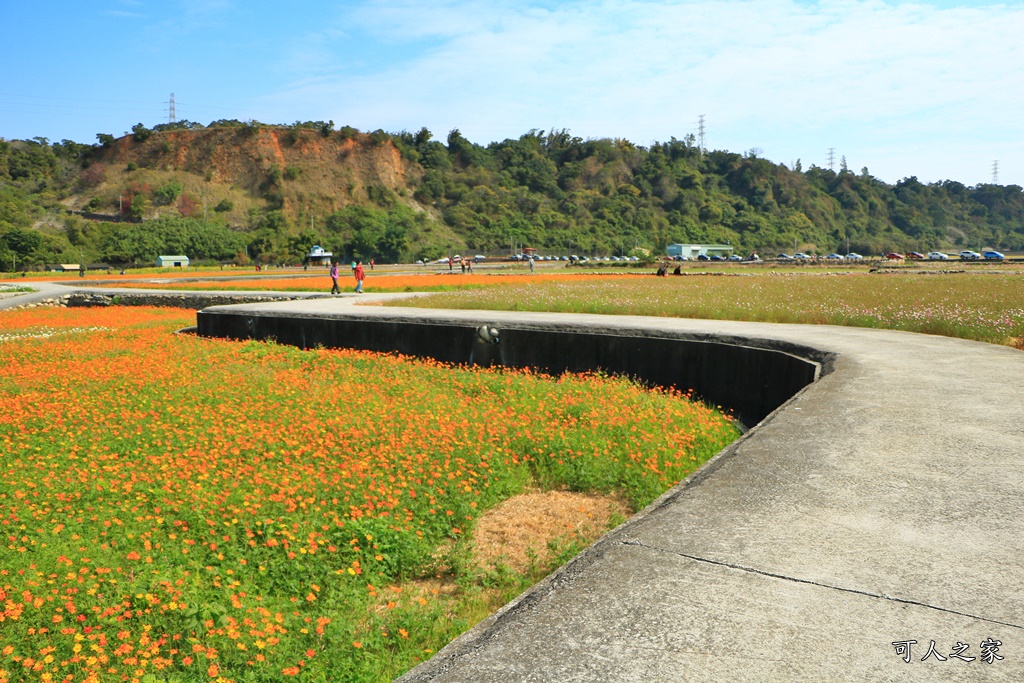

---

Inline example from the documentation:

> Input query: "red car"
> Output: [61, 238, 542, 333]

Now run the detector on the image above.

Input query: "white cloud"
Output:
[262, 0, 1024, 184]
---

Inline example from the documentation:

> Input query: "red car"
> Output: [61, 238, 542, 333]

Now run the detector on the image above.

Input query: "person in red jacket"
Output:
[354, 260, 365, 293]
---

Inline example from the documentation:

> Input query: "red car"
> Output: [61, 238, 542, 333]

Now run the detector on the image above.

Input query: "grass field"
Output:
[392, 271, 1024, 347]
[0, 306, 738, 683]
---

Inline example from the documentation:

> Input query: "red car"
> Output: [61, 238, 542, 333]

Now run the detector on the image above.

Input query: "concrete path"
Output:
[195, 298, 1024, 682]
[0, 280, 78, 308]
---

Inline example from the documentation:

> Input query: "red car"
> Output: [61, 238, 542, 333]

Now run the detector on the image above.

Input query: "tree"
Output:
[154, 180, 183, 205]
[131, 123, 153, 142]
[127, 194, 147, 221]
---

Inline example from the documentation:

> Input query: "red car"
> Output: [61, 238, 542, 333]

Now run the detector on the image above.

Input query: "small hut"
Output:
[156, 255, 190, 268]
[306, 245, 333, 266]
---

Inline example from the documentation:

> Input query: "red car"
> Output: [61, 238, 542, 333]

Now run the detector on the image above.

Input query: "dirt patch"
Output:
[471, 490, 631, 573]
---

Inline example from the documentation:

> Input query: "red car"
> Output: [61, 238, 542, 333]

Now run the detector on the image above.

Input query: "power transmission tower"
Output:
[828, 148, 836, 171]
[992, 160, 999, 184]
[697, 114, 706, 154]
[166, 93, 176, 124]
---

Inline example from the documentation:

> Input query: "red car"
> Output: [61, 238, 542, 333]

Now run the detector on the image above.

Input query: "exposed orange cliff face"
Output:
[96, 126, 417, 222]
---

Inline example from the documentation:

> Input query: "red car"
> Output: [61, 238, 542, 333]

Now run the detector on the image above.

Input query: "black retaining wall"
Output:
[197, 309, 827, 429]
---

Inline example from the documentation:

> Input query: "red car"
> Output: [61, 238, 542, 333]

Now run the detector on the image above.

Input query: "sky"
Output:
[1, 0, 1022, 187]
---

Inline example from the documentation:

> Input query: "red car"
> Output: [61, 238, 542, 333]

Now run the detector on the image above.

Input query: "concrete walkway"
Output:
[195, 298, 1024, 682]
[6, 288, 1023, 680]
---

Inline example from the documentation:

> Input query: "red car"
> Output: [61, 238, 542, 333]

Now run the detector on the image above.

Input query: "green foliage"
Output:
[97, 216, 247, 264]
[368, 129, 392, 146]
[0, 222, 68, 268]
[214, 198, 234, 212]
[240, 120, 263, 136]
[152, 119, 205, 132]
[2, 125, 1024, 269]
[131, 122, 152, 142]
[324, 204, 433, 262]
[153, 180, 183, 205]
[127, 193, 147, 220]
[0, 184, 36, 229]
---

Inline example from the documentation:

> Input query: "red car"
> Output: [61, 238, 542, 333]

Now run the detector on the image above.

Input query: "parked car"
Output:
[983, 250, 1005, 260]
[927, 252, 949, 260]
[709, 255, 725, 261]
[777, 253, 793, 260]
[826, 253, 844, 260]
[727, 254, 742, 261]
[845, 253, 863, 260]
[744, 253, 761, 261]
[793, 252, 811, 259]
[906, 252, 925, 259]
[697, 254, 710, 261]
[885, 253, 904, 260]
[960, 250, 982, 260]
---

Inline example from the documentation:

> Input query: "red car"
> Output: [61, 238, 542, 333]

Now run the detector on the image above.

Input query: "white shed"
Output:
[666, 244, 734, 259]
[306, 245, 333, 266]
[156, 255, 190, 268]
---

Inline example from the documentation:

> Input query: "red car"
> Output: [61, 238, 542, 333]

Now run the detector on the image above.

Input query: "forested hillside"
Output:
[2, 121, 1022, 268]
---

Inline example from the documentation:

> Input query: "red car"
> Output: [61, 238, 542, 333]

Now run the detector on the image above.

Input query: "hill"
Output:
[1, 121, 1023, 267]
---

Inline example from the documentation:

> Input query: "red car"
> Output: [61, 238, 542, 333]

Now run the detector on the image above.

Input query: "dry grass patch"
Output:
[472, 489, 631, 573]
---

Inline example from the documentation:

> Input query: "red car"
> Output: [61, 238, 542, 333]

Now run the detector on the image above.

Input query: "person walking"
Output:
[330, 262, 341, 294]
[354, 260, 365, 293]
[528, 256, 535, 274]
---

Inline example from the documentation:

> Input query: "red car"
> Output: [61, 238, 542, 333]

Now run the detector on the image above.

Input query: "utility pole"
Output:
[828, 148, 836, 171]
[118, 194, 123, 215]
[166, 93, 176, 124]
[697, 114, 706, 154]
[992, 160, 999, 184]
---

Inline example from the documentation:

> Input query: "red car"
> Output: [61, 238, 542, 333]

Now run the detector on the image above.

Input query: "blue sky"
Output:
[2, 0, 1021, 186]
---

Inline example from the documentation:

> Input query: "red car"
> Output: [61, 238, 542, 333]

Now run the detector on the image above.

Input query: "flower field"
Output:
[398, 271, 1024, 346]
[0, 306, 738, 683]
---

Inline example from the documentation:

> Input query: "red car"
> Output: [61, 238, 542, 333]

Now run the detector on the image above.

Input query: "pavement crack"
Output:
[620, 539, 1024, 631]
